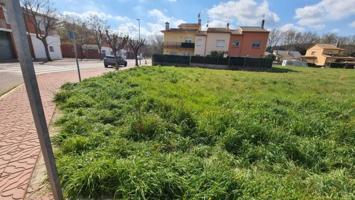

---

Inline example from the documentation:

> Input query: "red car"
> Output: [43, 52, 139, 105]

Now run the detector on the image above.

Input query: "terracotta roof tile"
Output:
[315, 44, 344, 50]
[240, 26, 268, 32]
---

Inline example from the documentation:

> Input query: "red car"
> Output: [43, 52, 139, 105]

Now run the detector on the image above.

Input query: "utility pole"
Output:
[6, 1, 64, 200]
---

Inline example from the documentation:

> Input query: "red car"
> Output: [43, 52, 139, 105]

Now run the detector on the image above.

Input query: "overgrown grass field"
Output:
[54, 66, 355, 199]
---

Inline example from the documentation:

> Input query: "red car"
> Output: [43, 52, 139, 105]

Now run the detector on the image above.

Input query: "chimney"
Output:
[227, 23, 230, 29]
[261, 19, 265, 29]
[165, 22, 170, 30]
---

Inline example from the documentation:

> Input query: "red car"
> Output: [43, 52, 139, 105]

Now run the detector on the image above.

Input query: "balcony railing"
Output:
[164, 42, 195, 49]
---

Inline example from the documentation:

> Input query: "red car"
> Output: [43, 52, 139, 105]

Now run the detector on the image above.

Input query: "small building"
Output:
[162, 17, 269, 58]
[273, 50, 302, 63]
[0, 2, 62, 62]
[302, 44, 355, 67]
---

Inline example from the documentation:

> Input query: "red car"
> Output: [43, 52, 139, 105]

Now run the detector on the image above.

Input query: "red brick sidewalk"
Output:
[0, 68, 112, 200]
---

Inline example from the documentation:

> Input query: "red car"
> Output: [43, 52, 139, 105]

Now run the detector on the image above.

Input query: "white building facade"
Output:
[194, 28, 231, 56]
[30, 34, 63, 60]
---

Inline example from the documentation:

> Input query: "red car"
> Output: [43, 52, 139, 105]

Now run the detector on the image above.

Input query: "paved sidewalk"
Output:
[0, 67, 114, 199]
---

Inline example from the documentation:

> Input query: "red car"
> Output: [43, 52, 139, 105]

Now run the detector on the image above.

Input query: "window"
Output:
[196, 38, 202, 47]
[49, 46, 54, 52]
[252, 41, 261, 48]
[311, 51, 316, 55]
[232, 40, 240, 48]
[185, 38, 192, 43]
[216, 40, 225, 48]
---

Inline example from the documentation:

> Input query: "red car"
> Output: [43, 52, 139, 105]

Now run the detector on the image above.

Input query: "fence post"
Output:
[6, 1, 64, 199]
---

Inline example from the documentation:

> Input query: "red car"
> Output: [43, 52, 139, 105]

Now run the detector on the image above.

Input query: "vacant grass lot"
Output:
[54, 66, 355, 199]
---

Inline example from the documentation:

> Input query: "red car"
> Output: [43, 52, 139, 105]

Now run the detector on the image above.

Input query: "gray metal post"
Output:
[73, 37, 81, 82]
[6, 1, 64, 200]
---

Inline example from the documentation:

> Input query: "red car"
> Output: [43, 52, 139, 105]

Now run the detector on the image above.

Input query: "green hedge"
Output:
[153, 54, 273, 69]
[152, 54, 190, 66]
[329, 62, 354, 69]
[191, 56, 229, 65]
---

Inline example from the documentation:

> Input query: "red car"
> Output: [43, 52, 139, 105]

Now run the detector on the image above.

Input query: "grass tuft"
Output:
[54, 66, 355, 199]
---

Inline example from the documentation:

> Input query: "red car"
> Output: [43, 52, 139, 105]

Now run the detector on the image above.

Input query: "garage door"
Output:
[0, 31, 14, 61]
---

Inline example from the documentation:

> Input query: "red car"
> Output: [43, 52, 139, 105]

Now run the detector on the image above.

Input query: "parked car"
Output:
[104, 56, 127, 68]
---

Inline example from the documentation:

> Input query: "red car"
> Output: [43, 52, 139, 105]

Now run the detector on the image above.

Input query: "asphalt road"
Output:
[0, 58, 151, 96]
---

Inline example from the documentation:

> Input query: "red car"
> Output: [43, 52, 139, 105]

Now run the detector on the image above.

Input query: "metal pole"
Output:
[137, 18, 140, 40]
[73, 36, 81, 82]
[6, 1, 64, 200]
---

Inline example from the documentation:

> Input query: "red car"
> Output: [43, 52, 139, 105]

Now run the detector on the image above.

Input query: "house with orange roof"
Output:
[302, 44, 355, 67]
[162, 17, 269, 58]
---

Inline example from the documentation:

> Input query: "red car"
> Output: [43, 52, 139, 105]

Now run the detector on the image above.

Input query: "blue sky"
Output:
[55, 0, 355, 37]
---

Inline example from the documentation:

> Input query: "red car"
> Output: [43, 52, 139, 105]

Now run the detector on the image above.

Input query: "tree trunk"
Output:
[80, 45, 84, 61]
[113, 50, 119, 70]
[42, 38, 52, 62]
[98, 44, 103, 60]
[135, 54, 138, 66]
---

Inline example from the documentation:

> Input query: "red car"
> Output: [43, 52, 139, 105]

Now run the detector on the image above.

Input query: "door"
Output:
[0, 31, 14, 61]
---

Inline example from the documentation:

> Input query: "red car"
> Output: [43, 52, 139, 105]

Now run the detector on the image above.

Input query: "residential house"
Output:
[302, 44, 355, 67]
[0, 2, 62, 61]
[162, 18, 269, 58]
[162, 22, 201, 56]
[273, 50, 302, 63]
[195, 27, 231, 56]
[228, 26, 268, 58]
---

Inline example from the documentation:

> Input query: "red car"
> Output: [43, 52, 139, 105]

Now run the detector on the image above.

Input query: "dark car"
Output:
[104, 56, 127, 68]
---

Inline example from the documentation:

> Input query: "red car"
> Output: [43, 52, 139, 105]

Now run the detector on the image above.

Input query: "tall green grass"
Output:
[54, 66, 355, 199]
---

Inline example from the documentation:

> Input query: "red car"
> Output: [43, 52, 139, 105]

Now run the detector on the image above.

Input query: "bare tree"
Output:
[267, 29, 282, 50]
[22, 0, 57, 61]
[150, 35, 163, 54]
[56, 16, 76, 42]
[75, 20, 90, 60]
[105, 30, 129, 68]
[141, 35, 163, 57]
[128, 39, 146, 66]
[281, 30, 298, 50]
[321, 33, 338, 44]
[88, 15, 108, 59]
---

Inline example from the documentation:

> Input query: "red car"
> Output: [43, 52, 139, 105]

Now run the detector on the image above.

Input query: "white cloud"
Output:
[116, 9, 185, 38]
[350, 20, 355, 28]
[330, 28, 339, 33]
[62, 10, 130, 22]
[279, 23, 305, 32]
[295, 0, 355, 29]
[207, 0, 279, 27]
[62, 8, 185, 38]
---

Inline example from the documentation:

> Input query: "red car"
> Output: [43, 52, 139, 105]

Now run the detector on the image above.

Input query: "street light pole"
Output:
[6, 1, 64, 200]
[136, 18, 141, 40]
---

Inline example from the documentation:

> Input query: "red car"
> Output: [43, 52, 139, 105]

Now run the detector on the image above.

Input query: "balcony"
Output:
[164, 42, 195, 49]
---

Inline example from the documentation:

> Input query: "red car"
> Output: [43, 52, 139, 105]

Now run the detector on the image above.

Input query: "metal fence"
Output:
[152, 54, 273, 69]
